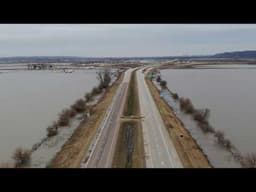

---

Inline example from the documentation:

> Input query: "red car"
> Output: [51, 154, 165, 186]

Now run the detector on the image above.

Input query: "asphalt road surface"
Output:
[84, 68, 134, 168]
[136, 68, 183, 168]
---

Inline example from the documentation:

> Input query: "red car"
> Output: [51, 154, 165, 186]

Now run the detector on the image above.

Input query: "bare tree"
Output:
[96, 69, 111, 89]
[13, 148, 31, 168]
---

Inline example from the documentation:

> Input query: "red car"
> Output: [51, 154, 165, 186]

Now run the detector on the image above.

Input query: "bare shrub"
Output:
[215, 130, 225, 144]
[179, 97, 186, 109]
[97, 69, 112, 89]
[172, 93, 179, 100]
[92, 87, 102, 95]
[12, 148, 31, 168]
[179, 97, 194, 114]
[198, 121, 215, 133]
[160, 80, 167, 88]
[193, 109, 210, 122]
[241, 154, 256, 168]
[85, 92, 93, 102]
[69, 108, 77, 118]
[156, 76, 161, 82]
[193, 109, 205, 122]
[212, 130, 233, 150]
[47, 122, 58, 137]
[71, 99, 86, 113]
[223, 139, 232, 150]
[58, 109, 71, 127]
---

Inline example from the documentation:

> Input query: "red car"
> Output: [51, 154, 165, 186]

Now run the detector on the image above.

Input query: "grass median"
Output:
[113, 70, 145, 168]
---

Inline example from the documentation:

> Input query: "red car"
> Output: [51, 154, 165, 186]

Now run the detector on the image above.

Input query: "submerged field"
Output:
[161, 65, 256, 155]
[0, 70, 98, 163]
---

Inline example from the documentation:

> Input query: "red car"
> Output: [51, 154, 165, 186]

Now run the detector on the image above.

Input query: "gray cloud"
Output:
[0, 24, 255, 57]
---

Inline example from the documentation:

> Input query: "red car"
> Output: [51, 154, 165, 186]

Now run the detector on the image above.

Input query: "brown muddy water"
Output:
[0, 70, 98, 163]
[161, 65, 256, 158]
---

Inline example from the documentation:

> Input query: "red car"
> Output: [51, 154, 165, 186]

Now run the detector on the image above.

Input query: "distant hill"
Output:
[0, 51, 256, 64]
[212, 51, 256, 59]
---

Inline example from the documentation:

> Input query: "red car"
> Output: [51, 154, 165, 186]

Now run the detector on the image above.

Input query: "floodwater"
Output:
[161, 65, 256, 156]
[0, 70, 98, 163]
[193, 64, 256, 69]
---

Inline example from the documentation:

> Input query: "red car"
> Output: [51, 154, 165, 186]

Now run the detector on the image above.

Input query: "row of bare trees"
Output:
[9, 69, 114, 168]
[155, 73, 256, 168]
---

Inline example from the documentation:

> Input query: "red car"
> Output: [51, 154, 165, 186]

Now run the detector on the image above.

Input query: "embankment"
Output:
[48, 72, 124, 168]
[145, 73, 211, 168]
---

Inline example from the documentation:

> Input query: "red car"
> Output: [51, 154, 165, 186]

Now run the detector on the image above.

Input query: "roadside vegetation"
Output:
[179, 96, 234, 150]
[47, 122, 58, 137]
[172, 92, 179, 100]
[160, 80, 167, 88]
[12, 148, 31, 168]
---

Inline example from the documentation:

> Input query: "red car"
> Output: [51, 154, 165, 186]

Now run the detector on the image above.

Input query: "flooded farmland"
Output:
[161, 65, 256, 157]
[0, 69, 98, 163]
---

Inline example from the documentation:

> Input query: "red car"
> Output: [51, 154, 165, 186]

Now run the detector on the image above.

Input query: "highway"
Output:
[82, 68, 134, 168]
[136, 68, 183, 168]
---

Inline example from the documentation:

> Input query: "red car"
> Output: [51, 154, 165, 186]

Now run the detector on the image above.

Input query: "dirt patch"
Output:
[146, 76, 211, 168]
[48, 73, 124, 168]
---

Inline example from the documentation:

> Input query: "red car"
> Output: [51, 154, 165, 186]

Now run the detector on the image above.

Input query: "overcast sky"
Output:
[0, 24, 256, 57]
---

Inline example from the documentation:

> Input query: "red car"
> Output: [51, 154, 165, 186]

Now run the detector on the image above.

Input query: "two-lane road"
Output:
[137, 68, 183, 168]
[83, 68, 134, 168]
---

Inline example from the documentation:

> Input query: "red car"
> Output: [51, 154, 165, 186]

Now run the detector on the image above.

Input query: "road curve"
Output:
[136, 68, 183, 168]
[83, 68, 134, 168]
